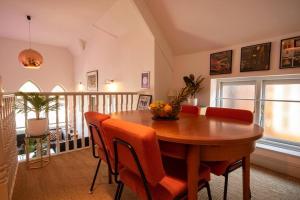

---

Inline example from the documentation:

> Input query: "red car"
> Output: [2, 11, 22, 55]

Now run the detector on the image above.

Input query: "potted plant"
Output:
[15, 92, 59, 136]
[183, 74, 205, 106]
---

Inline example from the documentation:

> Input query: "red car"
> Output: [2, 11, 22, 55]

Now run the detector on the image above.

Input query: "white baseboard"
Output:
[251, 147, 300, 179]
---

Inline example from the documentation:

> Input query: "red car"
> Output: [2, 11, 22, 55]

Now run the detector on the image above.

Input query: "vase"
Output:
[187, 97, 198, 106]
[26, 118, 48, 136]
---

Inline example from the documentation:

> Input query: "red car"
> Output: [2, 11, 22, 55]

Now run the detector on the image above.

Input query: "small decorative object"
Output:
[137, 94, 152, 110]
[87, 70, 98, 91]
[18, 15, 43, 69]
[149, 87, 191, 120]
[15, 92, 60, 136]
[240, 42, 271, 72]
[141, 71, 150, 88]
[210, 50, 232, 75]
[183, 74, 205, 106]
[280, 36, 300, 68]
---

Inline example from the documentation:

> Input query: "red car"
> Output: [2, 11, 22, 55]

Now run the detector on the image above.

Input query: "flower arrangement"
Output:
[149, 87, 191, 120]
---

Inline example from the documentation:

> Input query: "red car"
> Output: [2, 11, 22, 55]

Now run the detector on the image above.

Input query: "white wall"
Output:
[73, 29, 154, 93]
[173, 31, 300, 106]
[73, 0, 155, 94]
[0, 37, 74, 92]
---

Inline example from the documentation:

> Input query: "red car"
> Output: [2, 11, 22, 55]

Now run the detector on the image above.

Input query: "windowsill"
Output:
[256, 140, 300, 158]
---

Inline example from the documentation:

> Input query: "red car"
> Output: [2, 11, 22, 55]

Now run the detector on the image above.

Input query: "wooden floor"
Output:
[13, 148, 300, 200]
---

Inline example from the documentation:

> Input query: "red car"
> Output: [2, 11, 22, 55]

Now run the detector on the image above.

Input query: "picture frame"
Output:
[280, 36, 300, 69]
[240, 42, 271, 72]
[141, 71, 150, 89]
[210, 50, 232, 75]
[87, 70, 98, 91]
[136, 94, 152, 110]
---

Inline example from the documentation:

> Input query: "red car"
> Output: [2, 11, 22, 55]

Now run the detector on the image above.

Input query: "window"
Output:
[49, 85, 66, 128]
[16, 81, 41, 130]
[19, 81, 41, 92]
[215, 75, 300, 154]
[218, 81, 256, 112]
[261, 80, 300, 144]
[51, 85, 65, 92]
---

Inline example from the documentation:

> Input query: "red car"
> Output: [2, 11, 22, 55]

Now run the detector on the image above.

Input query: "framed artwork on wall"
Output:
[210, 50, 232, 75]
[141, 71, 150, 89]
[280, 36, 300, 69]
[87, 70, 98, 91]
[137, 94, 152, 110]
[240, 42, 271, 72]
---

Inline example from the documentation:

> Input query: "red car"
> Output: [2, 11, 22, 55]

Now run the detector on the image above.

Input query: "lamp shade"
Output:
[18, 48, 43, 69]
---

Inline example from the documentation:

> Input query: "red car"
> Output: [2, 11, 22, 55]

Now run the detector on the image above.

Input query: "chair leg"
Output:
[223, 172, 229, 200]
[114, 182, 124, 200]
[108, 167, 112, 184]
[89, 159, 101, 193]
[206, 182, 212, 200]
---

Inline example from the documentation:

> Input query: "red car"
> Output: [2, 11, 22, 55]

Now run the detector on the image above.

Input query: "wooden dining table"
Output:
[111, 110, 263, 200]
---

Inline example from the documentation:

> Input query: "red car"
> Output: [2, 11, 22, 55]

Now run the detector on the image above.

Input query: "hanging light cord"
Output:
[27, 15, 31, 49]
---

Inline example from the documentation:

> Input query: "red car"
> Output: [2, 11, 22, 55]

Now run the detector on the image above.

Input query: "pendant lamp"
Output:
[18, 15, 43, 69]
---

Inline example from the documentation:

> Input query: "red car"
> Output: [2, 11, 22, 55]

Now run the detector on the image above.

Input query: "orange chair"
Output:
[102, 118, 212, 200]
[84, 112, 112, 193]
[204, 107, 253, 200]
[159, 105, 199, 159]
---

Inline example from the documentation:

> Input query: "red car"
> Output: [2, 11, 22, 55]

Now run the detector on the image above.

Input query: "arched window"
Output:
[49, 85, 66, 127]
[16, 81, 41, 130]
[19, 81, 41, 92]
[51, 85, 66, 92]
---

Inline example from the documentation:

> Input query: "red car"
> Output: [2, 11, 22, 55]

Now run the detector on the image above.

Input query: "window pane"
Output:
[221, 99, 254, 112]
[263, 101, 300, 143]
[222, 84, 255, 99]
[265, 84, 300, 101]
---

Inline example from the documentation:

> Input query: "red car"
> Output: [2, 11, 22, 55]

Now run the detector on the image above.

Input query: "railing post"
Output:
[81, 95, 85, 147]
[64, 95, 69, 151]
[55, 95, 60, 153]
[121, 94, 123, 112]
[73, 95, 77, 150]
[116, 94, 118, 113]
[96, 94, 99, 112]
[103, 95, 105, 114]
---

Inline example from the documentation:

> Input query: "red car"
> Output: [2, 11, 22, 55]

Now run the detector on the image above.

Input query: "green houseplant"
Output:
[15, 92, 59, 136]
[183, 74, 205, 106]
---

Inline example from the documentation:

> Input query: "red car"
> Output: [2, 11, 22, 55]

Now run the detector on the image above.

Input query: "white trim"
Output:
[251, 146, 300, 179]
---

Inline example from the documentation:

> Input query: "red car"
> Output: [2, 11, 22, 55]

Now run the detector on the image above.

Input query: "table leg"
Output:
[187, 145, 200, 200]
[242, 155, 250, 200]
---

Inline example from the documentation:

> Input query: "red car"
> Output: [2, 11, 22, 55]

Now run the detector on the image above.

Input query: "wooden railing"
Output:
[0, 93, 17, 200]
[15, 92, 139, 160]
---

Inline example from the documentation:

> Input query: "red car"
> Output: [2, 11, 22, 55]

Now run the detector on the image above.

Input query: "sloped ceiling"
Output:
[145, 0, 300, 55]
[0, 0, 118, 50]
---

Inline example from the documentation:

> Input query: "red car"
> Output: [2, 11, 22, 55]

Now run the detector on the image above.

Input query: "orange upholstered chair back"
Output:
[181, 105, 199, 115]
[205, 107, 253, 123]
[84, 112, 110, 149]
[102, 119, 165, 186]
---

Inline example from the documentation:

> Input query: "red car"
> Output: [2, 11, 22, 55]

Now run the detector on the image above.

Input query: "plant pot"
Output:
[187, 97, 198, 106]
[26, 118, 48, 136]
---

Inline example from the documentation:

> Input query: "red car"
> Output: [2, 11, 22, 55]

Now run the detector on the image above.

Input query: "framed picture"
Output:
[137, 94, 152, 110]
[141, 71, 150, 89]
[87, 70, 98, 91]
[240, 42, 271, 72]
[210, 50, 232, 75]
[280, 36, 300, 69]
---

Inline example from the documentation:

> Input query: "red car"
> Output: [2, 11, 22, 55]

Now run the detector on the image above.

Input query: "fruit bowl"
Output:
[149, 101, 181, 120]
